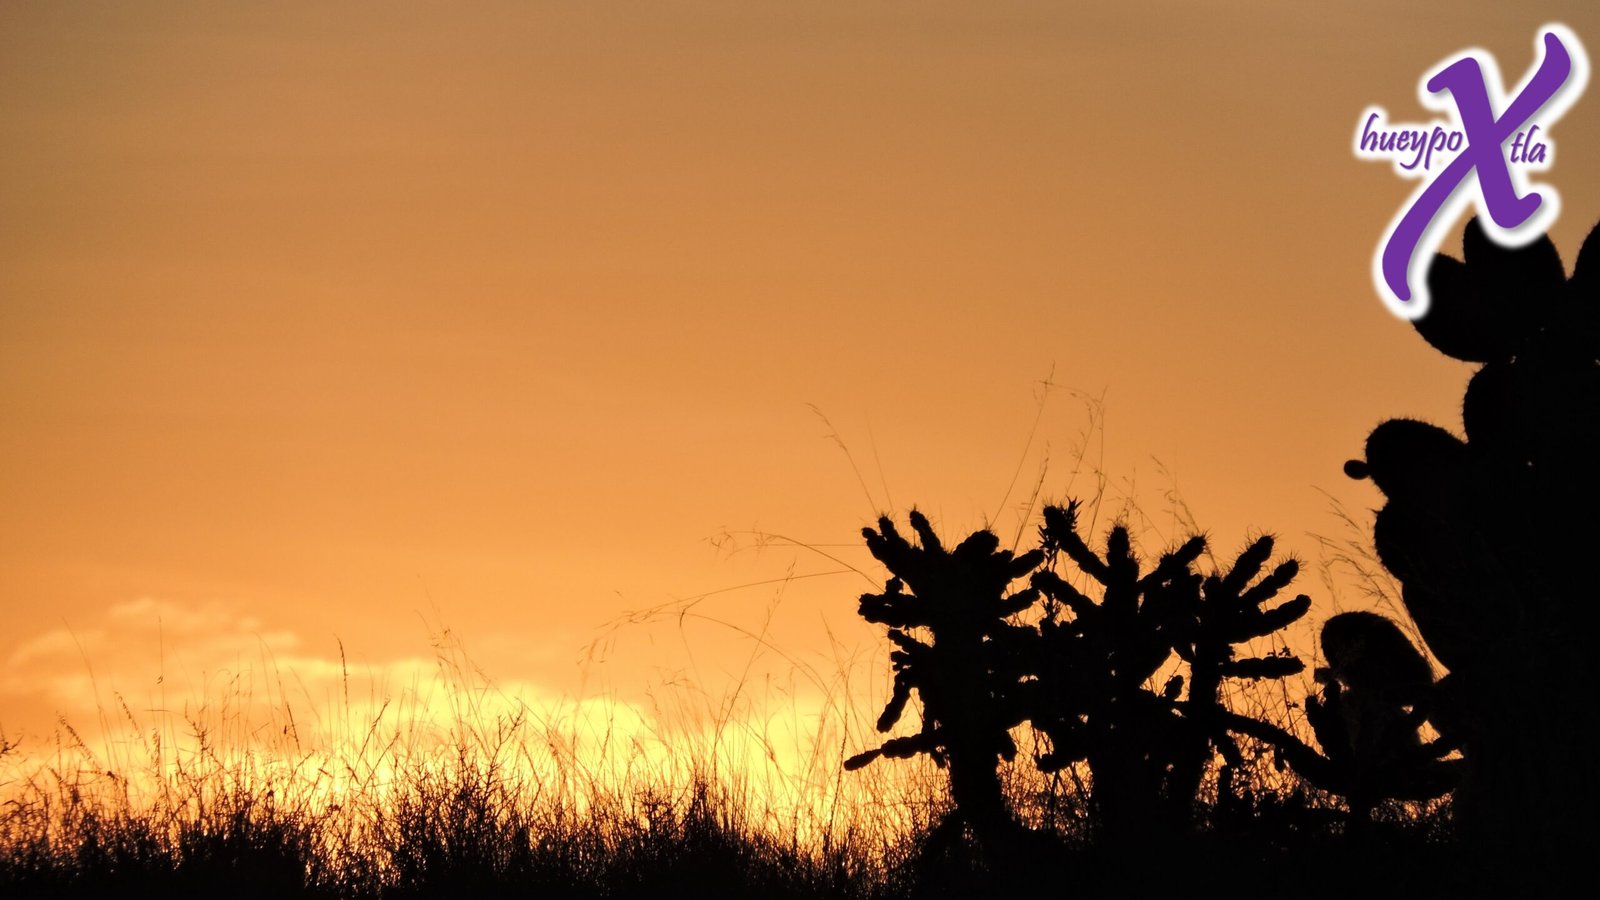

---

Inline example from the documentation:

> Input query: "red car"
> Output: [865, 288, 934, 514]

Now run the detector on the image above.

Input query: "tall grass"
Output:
[1, 394, 1471, 896]
[0, 595, 1466, 897]
[0, 618, 946, 898]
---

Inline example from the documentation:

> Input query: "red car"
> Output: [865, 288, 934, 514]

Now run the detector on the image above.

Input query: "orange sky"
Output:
[4, 2, 1600, 760]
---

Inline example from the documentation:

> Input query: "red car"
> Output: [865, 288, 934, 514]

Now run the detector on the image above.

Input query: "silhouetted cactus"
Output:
[1303, 612, 1458, 823]
[1025, 507, 1450, 837]
[1028, 501, 1207, 841]
[1346, 217, 1600, 874]
[848, 501, 1417, 853]
[1167, 536, 1311, 812]
[845, 511, 1043, 846]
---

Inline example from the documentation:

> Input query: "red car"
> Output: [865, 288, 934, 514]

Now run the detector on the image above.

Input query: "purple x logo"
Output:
[1374, 27, 1587, 318]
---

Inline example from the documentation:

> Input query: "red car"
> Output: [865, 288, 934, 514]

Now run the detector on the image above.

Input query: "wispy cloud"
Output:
[0, 597, 877, 828]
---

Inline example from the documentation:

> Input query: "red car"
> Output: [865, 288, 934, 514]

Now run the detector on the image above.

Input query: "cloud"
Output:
[0, 596, 876, 827]
[4, 597, 304, 706]
[0, 597, 674, 767]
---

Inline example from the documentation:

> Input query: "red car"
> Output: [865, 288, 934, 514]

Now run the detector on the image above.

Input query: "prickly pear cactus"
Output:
[1304, 612, 1458, 821]
[1346, 217, 1600, 869]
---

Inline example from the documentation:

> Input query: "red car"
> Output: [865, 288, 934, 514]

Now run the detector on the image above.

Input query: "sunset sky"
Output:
[4, 2, 1599, 764]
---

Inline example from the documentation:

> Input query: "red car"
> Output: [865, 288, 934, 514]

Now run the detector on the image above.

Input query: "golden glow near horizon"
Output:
[4, 2, 1600, 818]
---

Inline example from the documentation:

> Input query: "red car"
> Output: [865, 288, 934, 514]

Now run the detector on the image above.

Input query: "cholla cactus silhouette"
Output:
[1027, 500, 1207, 841]
[1303, 612, 1458, 824]
[1345, 216, 1600, 870]
[1028, 506, 1345, 841]
[1167, 536, 1311, 811]
[845, 510, 1044, 845]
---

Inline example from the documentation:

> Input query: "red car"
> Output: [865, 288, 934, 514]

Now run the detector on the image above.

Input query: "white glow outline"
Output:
[1357, 23, 1589, 320]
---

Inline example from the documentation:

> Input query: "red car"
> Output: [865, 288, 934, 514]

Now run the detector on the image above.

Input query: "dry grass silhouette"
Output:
[2, 360, 1544, 896]
[0, 619, 939, 899]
